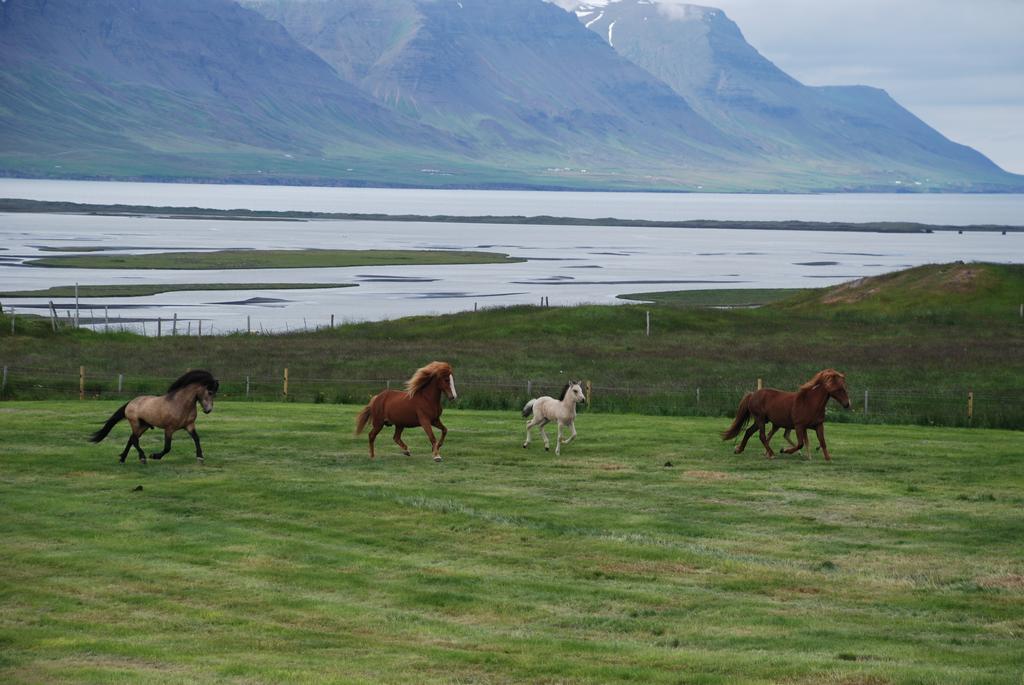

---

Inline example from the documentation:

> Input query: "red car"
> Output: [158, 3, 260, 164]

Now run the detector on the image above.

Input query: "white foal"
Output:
[522, 380, 585, 455]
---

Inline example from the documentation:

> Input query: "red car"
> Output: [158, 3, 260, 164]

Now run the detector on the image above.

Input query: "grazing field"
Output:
[25, 249, 523, 270]
[618, 288, 809, 307]
[1, 402, 1021, 684]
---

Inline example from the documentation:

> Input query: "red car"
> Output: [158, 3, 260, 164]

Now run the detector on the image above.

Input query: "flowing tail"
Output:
[90, 402, 128, 443]
[354, 404, 372, 435]
[522, 399, 536, 418]
[721, 393, 753, 440]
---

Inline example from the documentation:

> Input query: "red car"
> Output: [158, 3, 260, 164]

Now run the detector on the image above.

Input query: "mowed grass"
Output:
[1, 402, 1021, 684]
[25, 249, 524, 270]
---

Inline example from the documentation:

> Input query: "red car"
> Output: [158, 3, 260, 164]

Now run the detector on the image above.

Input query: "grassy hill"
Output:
[1, 403, 1022, 683]
[1, 263, 1021, 427]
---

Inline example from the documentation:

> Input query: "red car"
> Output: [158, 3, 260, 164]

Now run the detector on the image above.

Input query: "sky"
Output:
[697, 0, 1024, 174]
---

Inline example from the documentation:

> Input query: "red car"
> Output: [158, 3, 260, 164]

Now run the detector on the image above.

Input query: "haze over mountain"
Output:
[0, 0, 1020, 191]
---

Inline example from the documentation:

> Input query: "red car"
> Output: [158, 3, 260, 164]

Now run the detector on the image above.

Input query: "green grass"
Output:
[1, 402, 1021, 683]
[618, 288, 810, 307]
[0, 283, 357, 298]
[2, 263, 1021, 427]
[25, 249, 524, 270]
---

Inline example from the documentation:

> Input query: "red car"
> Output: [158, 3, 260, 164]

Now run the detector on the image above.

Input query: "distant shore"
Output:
[2, 198, 1021, 233]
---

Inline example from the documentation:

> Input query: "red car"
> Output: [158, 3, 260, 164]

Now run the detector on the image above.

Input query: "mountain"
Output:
[0, 0, 1021, 191]
[563, 0, 1015, 190]
[240, 0, 742, 170]
[0, 0, 464, 183]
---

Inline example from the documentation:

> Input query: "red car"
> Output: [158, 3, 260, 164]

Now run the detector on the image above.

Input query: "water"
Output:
[1, 180, 1021, 333]
[3, 178, 1024, 224]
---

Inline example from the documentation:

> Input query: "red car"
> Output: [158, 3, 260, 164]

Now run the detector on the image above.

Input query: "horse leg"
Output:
[119, 435, 134, 463]
[757, 417, 774, 459]
[187, 423, 204, 463]
[133, 424, 149, 463]
[432, 418, 448, 451]
[554, 421, 564, 456]
[539, 419, 551, 452]
[763, 424, 781, 457]
[562, 420, 577, 445]
[393, 426, 411, 457]
[784, 427, 809, 456]
[783, 428, 797, 448]
[814, 424, 832, 461]
[367, 421, 383, 459]
[735, 423, 757, 455]
[150, 427, 174, 460]
[523, 416, 539, 448]
[417, 417, 441, 462]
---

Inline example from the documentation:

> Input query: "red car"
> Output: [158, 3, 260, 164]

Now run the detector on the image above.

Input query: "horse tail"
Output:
[721, 392, 753, 440]
[354, 403, 373, 435]
[522, 399, 536, 418]
[90, 402, 128, 443]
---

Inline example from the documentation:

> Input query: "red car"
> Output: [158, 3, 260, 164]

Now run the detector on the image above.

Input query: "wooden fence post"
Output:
[172, 313, 178, 336]
[967, 391, 974, 421]
[696, 387, 700, 405]
[645, 310, 650, 336]
[283, 368, 289, 398]
[245, 375, 250, 398]
[757, 378, 763, 390]
[331, 314, 335, 328]
[527, 379, 532, 396]
[49, 301, 58, 332]
[157, 318, 162, 337]
[105, 306, 109, 332]
[247, 315, 251, 334]
[75, 282, 80, 328]
[863, 389, 869, 415]
[79, 366, 85, 400]
[9, 307, 14, 335]
[118, 374, 123, 393]
[198, 320, 202, 339]
[2, 365, 7, 394]
[585, 380, 592, 407]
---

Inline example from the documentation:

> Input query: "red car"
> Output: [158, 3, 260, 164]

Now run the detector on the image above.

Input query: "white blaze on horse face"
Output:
[201, 391, 214, 414]
[448, 374, 457, 400]
[573, 383, 585, 403]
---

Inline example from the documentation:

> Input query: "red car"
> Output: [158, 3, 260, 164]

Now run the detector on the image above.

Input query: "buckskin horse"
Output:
[355, 361, 457, 462]
[90, 369, 219, 464]
[722, 369, 851, 460]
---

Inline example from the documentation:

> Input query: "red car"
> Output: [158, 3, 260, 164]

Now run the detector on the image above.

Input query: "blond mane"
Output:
[800, 368, 845, 391]
[405, 361, 453, 397]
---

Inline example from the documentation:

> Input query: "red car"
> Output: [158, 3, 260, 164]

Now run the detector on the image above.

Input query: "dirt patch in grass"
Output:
[683, 470, 733, 481]
[976, 573, 1024, 589]
[598, 560, 700, 577]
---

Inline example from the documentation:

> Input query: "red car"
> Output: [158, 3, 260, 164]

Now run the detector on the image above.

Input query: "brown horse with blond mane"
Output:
[722, 369, 851, 460]
[90, 369, 219, 464]
[355, 361, 457, 462]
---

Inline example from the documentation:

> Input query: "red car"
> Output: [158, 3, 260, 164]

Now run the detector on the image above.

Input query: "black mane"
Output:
[167, 369, 219, 394]
[557, 382, 571, 401]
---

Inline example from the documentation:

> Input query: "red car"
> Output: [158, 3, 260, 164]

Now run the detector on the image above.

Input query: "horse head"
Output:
[439, 369, 457, 401]
[168, 370, 219, 413]
[407, 361, 456, 401]
[199, 380, 218, 414]
[821, 369, 851, 409]
[570, 380, 586, 404]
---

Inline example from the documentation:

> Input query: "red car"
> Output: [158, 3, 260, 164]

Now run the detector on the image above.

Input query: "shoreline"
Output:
[2, 198, 1022, 233]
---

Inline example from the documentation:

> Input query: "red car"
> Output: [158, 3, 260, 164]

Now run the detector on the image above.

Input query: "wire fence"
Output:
[1, 364, 1019, 429]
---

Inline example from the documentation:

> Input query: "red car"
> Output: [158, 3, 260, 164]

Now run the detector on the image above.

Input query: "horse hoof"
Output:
[402, 450, 411, 457]
[734, 447, 742, 454]
[433, 455, 442, 463]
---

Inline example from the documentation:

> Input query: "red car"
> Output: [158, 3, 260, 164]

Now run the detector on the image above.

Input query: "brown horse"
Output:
[90, 370, 219, 464]
[355, 361, 457, 462]
[722, 369, 851, 460]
